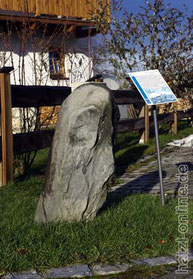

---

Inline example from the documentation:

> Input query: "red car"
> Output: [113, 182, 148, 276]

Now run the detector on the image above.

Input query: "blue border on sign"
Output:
[131, 76, 151, 105]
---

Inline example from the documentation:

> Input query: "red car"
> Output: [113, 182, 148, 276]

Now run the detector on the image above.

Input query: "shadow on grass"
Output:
[16, 162, 47, 182]
[14, 149, 49, 182]
[28, 162, 47, 177]
[114, 134, 139, 152]
[99, 170, 167, 214]
[115, 145, 148, 176]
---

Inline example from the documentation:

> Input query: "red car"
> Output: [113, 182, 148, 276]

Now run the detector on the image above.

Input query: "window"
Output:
[49, 47, 67, 80]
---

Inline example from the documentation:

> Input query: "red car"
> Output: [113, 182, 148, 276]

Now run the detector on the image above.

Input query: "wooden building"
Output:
[0, 0, 109, 22]
[0, 0, 110, 131]
[0, 0, 110, 86]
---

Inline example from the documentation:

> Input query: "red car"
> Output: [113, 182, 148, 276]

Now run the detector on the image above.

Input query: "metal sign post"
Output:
[152, 105, 165, 205]
[128, 70, 178, 205]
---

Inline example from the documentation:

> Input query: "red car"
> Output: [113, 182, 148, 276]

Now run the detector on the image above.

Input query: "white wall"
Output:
[0, 30, 92, 86]
[0, 28, 93, 132]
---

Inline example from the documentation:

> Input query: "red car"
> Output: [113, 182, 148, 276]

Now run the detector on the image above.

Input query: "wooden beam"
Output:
[177, 109, 193, 119]
[13, 129, 54, 155]
[0, 112, 174, 157]
[0, 14, 96, 26]
[112, 90, 144, 105]
[0, 129, 54, 159]
[0, 68, 13, 185]
[117, 111, 181, 134]
[0, 108, 191, 160]
[117, 118, 145, 133]
[9, 87, 143, 108]
[0, 67, 14, 73]
[10, 85, 71, 107]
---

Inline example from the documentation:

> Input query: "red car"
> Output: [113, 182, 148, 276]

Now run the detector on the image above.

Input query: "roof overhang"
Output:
[0, 12, 96, 27]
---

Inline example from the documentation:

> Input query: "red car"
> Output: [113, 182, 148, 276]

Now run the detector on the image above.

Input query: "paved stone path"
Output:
[3, 255, 193, 278]
[111, 146, 193, 198]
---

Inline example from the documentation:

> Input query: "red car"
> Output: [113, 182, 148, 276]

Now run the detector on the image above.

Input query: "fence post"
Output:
[173, 110, 178, 134]
[172, 103, 178, 135]
[139, 103, 149, 144]
[0, 67, 14, 186]
[144, 103, 149, 143]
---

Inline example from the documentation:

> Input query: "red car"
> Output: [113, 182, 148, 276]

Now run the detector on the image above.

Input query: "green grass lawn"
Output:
[0, 121, 193, 273]
[1, 179, 192, 273]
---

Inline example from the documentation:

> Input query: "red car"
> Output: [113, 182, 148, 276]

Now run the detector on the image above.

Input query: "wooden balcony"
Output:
[0, 0, 110, 22]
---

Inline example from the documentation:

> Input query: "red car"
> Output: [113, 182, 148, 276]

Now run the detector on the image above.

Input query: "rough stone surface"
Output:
[6, 270, 41, 279]
[47, 265, 92, 278]
[4, 257, 191, 279]
[35, 83, 114, 223]
[143, 256, 177, 266]
[130, 259, 146, 266]
[130, 256, 177, 267]
[91, 263, 130, 276]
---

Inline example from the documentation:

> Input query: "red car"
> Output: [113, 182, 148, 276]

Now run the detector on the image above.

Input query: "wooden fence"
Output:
[0, 67, 193, 185]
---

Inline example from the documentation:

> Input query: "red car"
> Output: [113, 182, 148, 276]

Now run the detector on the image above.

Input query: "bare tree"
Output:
[93, 0, 193, 97]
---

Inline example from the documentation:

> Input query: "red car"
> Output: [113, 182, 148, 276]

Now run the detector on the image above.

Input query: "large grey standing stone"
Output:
[35, 83, 114, 223]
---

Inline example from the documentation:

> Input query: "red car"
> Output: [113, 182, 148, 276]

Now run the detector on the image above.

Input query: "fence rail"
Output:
[0, 67, 192, 185]
[11, 85, 71, 107]
[117, 109, 193, 133]
[9, 86, 142, 107]
[0, 107, 190, 159]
